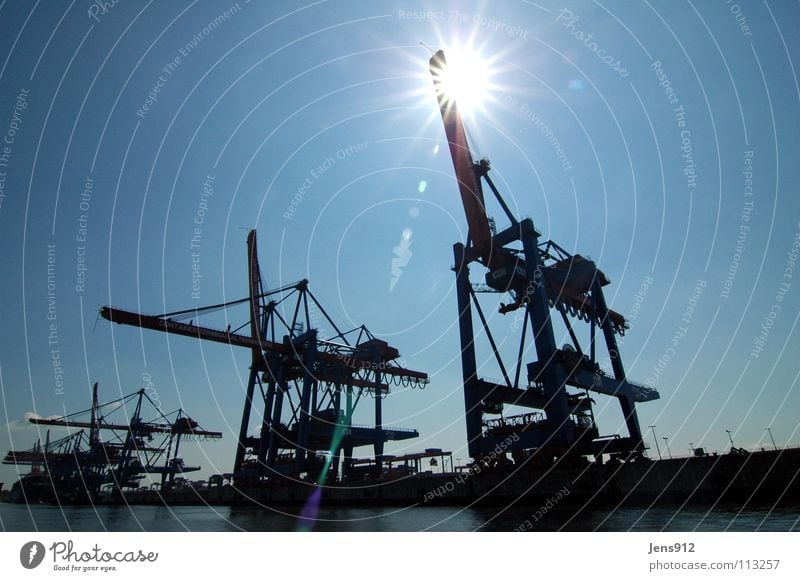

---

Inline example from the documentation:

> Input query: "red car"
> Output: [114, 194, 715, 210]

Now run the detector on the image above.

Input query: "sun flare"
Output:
[430, 46, 493, 114]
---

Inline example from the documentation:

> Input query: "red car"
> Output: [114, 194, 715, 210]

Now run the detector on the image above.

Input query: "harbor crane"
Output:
[101, 230, 428, 482]
[3, 383, 220, 503]
[429, 50, 658, 464]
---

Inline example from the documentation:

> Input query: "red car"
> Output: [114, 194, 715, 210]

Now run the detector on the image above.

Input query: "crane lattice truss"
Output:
[3, 383, 220, 501]
[430, 50, 658, 462]
[101, 231, 428, 483]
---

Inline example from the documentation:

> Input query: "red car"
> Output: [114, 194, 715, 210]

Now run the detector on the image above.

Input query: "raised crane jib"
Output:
[429, 50, 495, 265]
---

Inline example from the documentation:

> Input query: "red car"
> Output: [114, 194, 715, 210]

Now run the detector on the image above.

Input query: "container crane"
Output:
[3, 382, 220, 503]
[101, 230, 428, 482]
[429, 50, 658, 464]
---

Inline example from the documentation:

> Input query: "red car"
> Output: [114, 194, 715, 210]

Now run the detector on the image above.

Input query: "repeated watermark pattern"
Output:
[0, 1, 798, 540]
[750, 222, 800, 359]
[651, 60, 697, 193]
[720, 151, 754, 300]
[141, 372, 163, 414]
[628, 275, 655, 328]
[334, 352, 408, 374]
[397, 9, 530, 39]
[0, 88, 29, 215]
[136, 3, 245, 119]
[513, 486, 571, 530]
[190, 174, 215, 300]
[45, 243, 65, 396]
[555, 9, 629, 77]
[501, 92, 572, 172]
[646, 280, 706, 387]
[74, 176, 93, 294]
[423, 434, 519, 502]
[725, 0, 753, 36]
[283, 141, 368, 220]
[87, 0, 122, 23]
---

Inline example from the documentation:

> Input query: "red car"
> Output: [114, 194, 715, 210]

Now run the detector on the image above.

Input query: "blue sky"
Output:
[1, 0, 798, 486]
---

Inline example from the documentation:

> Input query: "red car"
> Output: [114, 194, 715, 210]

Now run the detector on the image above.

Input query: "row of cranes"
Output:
[98, 49, 660, 479]
[3, 384, 220, 503]
[5, 48, 659, 504]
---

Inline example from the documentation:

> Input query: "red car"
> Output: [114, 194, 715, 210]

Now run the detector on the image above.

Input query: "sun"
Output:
[429, 45, 493, 114]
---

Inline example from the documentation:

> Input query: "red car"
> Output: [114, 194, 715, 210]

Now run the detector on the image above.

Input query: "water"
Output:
[2, 502, 798, 532]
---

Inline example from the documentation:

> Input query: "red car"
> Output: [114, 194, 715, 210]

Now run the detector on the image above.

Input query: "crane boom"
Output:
[99, 306, 428, 381]
[430, 50, 630, 334]
[429, 50, 495, 265]
[29, 417, 222, 438]
[100, 306, 267, 349]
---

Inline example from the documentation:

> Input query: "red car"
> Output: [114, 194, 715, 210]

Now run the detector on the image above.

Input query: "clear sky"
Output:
[0, 0, 798, 487]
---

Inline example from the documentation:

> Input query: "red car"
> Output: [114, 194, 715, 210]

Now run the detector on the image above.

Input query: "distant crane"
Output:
[3, 383, 220, 503]
[429, 50, 658, 464]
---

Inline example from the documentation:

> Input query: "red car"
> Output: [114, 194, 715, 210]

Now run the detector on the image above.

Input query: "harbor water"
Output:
[2, 502, 798, 532]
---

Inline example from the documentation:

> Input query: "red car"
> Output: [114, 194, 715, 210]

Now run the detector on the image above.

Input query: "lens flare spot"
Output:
[569, 79, 584, 91]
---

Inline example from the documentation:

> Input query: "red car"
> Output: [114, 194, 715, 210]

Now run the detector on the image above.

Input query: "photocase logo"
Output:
[390, 228, 413, 292]
[19, 541, 45, 569]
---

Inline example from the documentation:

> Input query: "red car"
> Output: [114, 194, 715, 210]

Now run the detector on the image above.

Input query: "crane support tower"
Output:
[101, 230, 428, 483]
[429, 50, 658, 464]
